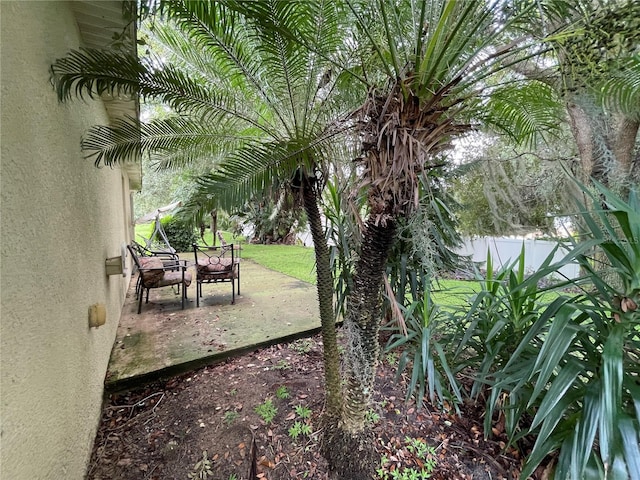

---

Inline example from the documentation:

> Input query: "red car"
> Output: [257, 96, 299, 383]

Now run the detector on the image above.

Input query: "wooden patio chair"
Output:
[127, 244, 192, 314]
[193, 243, 240, 306]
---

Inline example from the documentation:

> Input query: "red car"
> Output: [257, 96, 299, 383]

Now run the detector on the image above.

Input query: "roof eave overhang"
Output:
[71, 1, 142, 191]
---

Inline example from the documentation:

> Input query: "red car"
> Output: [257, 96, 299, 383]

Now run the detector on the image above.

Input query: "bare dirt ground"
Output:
[87, 333, 541, 480]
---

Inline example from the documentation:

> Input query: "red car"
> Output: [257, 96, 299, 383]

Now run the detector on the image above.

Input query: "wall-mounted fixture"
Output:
[88, 303, 106, 328]
[105, 256, 123, 275]
[105, 243, 128, 276]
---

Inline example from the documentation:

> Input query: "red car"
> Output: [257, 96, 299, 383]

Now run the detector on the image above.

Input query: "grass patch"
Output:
[134, 222, 155, 243]
[431, 279, 479, 308]
[201, 230, 316, 283]
[241, 243, 316, 284]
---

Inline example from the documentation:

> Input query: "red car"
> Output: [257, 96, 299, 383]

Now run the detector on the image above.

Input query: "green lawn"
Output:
[196, 230, 317, 283]
[431, 279, 478, 308]
[134, 222, 155, 243]
[240, 243, 317, 284]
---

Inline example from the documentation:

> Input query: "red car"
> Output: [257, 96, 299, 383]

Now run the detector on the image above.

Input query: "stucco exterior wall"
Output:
[1, 2, 135, 478]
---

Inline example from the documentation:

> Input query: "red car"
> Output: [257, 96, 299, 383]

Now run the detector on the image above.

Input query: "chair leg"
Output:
[145, 288, 150, 304]
[196, 282, 200, 307]
[137, 288, 143, 314]
[231, 280, 235, 305]
[237, 267, 240, 295]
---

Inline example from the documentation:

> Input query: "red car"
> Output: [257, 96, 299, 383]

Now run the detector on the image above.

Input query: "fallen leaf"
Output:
[259, 456, 276, 469]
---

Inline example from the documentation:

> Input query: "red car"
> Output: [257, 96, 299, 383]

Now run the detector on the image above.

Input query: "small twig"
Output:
[142, 392, 164, 425]
[106, 392, 164, 412]
[143, 464, 158, 480]
[152, 392, 165, 413]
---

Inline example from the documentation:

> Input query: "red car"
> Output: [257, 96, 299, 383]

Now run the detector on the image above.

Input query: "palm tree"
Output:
[318, 0, 541, 476]
[51, 0, 357, 425]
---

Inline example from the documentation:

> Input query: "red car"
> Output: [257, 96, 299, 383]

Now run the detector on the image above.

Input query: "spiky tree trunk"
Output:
[300, 176, 343, 419]
[342, 218, 396, 431]
[323, 217, 396, 480]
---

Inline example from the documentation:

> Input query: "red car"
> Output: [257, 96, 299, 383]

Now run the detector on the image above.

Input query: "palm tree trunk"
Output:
[567, 100, 639, 187]
[210, 210, 218, 246]
[301, 178, 343, 419]
[323, 216, 396, 480]
[342, 217, 396, 431]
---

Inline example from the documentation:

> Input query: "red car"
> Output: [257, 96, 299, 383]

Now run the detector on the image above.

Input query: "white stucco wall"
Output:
[1, 2, 134, 478]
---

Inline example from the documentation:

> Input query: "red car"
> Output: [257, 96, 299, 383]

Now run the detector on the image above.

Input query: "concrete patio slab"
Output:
[105, 259, 320, 392]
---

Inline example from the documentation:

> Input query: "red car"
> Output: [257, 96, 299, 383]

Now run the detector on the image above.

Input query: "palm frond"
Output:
[52, 48, 270, 135]
[482, 80, 564, 147]
[50, 48, 144, 102]
[81, 115, 254, 168]
[598, 55, 640, 118]
[156, 1, 289, 126]
[195, 142, 294, 212]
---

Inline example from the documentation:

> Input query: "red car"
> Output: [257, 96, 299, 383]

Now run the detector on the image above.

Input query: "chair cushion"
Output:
[139, 256, 161, 267]
[140, 257, 165, 284]
[156, 271, 192, 288]
[199, 269, 236, 281]
[197, 257, 234, 273]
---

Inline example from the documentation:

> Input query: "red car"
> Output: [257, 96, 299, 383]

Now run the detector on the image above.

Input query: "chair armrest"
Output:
[148, 251, 179, 260]
[139, 260, 188, 273]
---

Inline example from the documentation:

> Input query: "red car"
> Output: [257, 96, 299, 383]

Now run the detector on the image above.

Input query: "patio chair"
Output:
[129, 241, 181, 300]
[193, 243, 240, 306]
[127, 244, 192, 314]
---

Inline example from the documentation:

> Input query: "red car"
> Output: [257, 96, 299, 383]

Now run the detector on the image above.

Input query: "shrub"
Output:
[159, 215, 197, 253]
[386, 287, 462, 411]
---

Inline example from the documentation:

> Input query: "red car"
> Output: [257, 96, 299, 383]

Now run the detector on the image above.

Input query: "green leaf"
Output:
[528, 306, 579, 407]
[600, 324, 625, 466]
[618, 415, 640, 479]
[521, 433, 563, 480]
[572, 384, 602, 479]
[530, 360, 582, 430]
[535, 389, 581, 451]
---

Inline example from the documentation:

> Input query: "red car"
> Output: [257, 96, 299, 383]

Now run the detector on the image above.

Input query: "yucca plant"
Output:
[450, 244, 577, 441]
[490, 182, 640, 479]
[386, 283, 463, 411]
[454, 246, 559, 386]
[323, 175, 362, 321]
